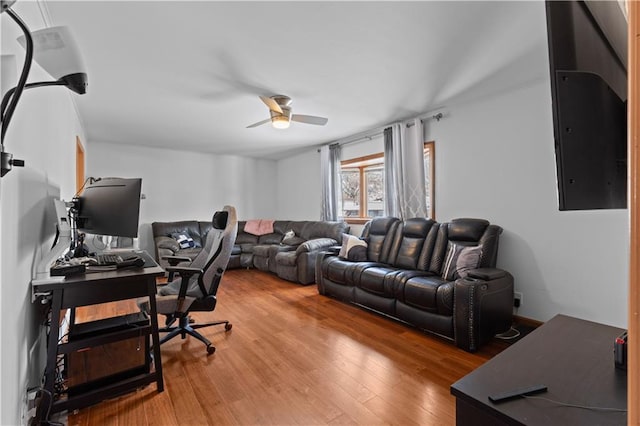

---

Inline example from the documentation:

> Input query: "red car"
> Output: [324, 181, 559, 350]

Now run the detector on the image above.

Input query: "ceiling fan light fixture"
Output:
[272, 115, 290, 129]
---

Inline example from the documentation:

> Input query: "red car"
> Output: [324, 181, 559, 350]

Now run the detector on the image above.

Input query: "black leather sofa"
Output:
[152, 220, 213, 270]
[230, 220, 349, 284]
[316, 216, 514, 352]
[152, 219, 349, 285]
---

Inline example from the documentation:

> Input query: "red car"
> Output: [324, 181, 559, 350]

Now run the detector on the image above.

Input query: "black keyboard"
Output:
[95, 253, 123, 265]
[93, 251, 156, 268]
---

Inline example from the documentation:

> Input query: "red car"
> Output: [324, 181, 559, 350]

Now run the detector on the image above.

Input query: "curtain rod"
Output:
[407, 112, 444, 128]
[330, 127, 387, 148]
[323, 108, 446, 148]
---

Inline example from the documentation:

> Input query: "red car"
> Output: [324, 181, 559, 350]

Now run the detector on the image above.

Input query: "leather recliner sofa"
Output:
[230, 220, 349, 284]
[152, 219, 349, 285]
[316, 216, 514, 352]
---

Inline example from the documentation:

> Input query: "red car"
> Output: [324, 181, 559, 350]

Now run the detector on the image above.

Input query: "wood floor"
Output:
[64, 269, 509, 425]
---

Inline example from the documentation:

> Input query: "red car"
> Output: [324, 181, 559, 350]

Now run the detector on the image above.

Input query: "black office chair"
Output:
[139, 205, 238, 354]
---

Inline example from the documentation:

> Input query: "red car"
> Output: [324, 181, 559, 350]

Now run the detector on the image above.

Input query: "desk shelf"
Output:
[56, 312, 154, 412]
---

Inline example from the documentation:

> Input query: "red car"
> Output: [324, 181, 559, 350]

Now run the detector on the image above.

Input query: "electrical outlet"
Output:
[514, 292, 523, 308]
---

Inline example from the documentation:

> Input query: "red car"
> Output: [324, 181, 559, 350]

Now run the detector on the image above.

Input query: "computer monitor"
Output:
[75, 178, 142, 238]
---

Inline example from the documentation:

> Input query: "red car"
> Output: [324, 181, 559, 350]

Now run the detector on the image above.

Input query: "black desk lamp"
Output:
[1, 0, 88, 177]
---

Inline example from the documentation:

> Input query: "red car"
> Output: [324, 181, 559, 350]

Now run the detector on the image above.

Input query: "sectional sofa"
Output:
[316, 217, 514, 352]
[152, 219, 349, 285]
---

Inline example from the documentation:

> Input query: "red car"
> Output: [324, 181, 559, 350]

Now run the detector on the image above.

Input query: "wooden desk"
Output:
[451, 314, 627, 425]
[32, 255, 165, 414]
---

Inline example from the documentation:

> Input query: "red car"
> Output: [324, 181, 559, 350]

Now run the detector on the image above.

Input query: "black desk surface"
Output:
[33, 250, 164, 294]
[451, 314, 627, 426]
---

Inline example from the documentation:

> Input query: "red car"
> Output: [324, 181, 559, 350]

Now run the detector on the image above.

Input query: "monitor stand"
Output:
[35, 199, 73, 276]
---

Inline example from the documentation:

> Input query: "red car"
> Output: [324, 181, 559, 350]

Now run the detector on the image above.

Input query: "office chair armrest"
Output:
[162, 255, 193, 267]
[165, 266, 203, 276]
[165, 266, 205, 302]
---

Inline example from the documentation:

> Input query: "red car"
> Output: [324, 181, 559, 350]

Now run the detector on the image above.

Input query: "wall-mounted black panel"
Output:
[555, 71, 626, 210]
[546, 1, 628, 210]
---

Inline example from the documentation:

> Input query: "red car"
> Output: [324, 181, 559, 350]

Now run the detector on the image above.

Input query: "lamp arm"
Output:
[1, 8, 33, 143]
[1, 81, 67, 121]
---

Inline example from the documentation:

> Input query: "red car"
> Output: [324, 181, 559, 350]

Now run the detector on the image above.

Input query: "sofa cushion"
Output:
[252, 244, 272, 257]
[363, 217, 401, 263]
[322, 257, 382, 285]
[403, 275, 451, 314]
[301, 221, 350, 242]
[258, 233, 283, 244]
[239, 243, 256, 253]
[358, 266, 400, 297]
[389, 218, 435, 269]
[339, 234, 368, 261]
[275, 251, 297, 266]
[442, 243, 482, 280]
[448, 218, 489, 242]
[236, 232, 258, 245]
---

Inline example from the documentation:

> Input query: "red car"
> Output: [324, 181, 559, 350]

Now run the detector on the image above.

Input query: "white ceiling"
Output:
[43, 1, 549, 159]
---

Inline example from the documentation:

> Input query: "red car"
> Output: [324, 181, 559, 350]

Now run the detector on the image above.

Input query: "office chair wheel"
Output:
[225, 323, 232, 331]
[207, 344, 216, 355]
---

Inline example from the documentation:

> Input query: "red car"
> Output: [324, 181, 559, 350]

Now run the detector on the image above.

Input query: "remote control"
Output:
[488, 384, 548, 403]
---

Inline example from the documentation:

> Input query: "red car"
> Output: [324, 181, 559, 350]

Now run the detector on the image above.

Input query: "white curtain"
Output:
[320, 143, 341, 221]
[384, 119, 427, 219]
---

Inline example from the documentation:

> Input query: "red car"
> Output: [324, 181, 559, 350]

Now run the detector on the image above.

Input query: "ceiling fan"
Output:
[247, 95, 328, 129]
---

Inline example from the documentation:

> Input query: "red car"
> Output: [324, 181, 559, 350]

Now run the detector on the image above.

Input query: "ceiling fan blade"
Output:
[291, 114, 328, 126]
[246, 118, 272, 128]
[259, 96, 283, 114]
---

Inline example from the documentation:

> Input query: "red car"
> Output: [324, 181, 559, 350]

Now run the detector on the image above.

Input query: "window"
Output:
[340, 142, 435, 223]
[340, 153, 385, 224]
[424, 141, 435, 219]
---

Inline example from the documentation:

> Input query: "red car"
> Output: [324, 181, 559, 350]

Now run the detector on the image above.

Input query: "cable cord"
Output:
[495, 326, 521, 340]
[1, 8, 33, 141]
[523, 395, 627, 412]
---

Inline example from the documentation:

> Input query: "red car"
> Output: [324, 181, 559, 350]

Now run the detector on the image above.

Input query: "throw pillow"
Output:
[171, 232, 195, 249]
[339, 234, 368, 261]
[442, 243, 482, 280]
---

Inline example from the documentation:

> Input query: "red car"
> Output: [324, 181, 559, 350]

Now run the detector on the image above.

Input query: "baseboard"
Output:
[513, 315, 543, 328]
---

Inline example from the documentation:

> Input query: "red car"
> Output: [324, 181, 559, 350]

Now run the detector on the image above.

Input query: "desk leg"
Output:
[147, 280, 164, 392]
[43, 290, 62, 398]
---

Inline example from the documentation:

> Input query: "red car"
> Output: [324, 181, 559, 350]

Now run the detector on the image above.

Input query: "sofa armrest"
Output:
[156, 236, 180, 253]
[315, 250, 340, 294]
[296, 238, 338, 254]
[453, 268, 514, 352]
[467, 268, 506, 281]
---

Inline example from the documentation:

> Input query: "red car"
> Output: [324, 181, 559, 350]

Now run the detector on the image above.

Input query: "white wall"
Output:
[276, 149, 322, 220]
[427, 78, 628, 327]
[86, 142, 278, 253]
[275, 31, 629, 329]
[1, 3, 85, 424]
